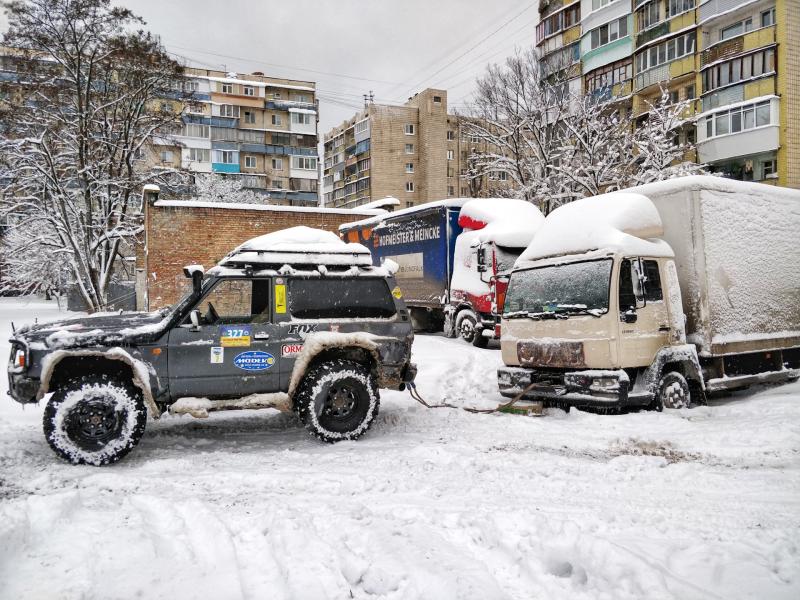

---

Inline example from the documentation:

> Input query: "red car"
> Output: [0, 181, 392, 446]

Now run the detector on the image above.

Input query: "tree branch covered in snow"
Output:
[0, 0, 188, 310]
[192, 174, 271, 205]
[461, 50, 706, 213]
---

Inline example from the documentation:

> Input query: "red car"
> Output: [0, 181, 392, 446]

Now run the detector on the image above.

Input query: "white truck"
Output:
[497, 176, 800, 410]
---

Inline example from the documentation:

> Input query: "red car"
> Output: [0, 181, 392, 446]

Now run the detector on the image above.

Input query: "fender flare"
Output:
[37, 347, 161, 418]
[287, 332, 381, 398]
[638, 344, 705, 396]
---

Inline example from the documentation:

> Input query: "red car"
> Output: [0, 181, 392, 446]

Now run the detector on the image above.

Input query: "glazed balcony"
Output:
[700, 25, 775, 68]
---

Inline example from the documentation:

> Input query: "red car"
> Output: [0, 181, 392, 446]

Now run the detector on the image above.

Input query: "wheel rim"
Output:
[460, 318, 475, 341]
[65, 397, 125, 451]
[323, 383, 358, 420]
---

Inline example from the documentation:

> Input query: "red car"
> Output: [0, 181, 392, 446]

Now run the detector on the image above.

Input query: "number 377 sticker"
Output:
[220, 325, 251, 347]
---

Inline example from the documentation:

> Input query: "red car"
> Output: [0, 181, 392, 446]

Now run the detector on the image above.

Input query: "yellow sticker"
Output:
[275, 283, 287, 314]
[221, 336, 250, 347]
[392, 286, 403, 299]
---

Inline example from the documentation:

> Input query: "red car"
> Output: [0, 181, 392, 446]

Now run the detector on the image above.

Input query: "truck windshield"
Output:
[504, 258, 613, 318]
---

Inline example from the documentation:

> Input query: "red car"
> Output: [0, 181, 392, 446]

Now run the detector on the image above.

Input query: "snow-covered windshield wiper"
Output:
[554, 304, 604, 318]
[503, 310, 568, 320]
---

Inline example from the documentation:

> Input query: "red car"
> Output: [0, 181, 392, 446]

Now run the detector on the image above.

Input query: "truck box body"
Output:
[340, 201, 465, 308]
[628, 177, 800, 358]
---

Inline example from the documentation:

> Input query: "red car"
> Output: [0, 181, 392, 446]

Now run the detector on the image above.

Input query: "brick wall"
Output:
[140, 201, 376, 309]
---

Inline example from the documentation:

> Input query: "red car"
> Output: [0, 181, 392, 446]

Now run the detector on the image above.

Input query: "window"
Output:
[762, 158, 777, 178]
[433, 95, 442, 103]
[291, 156, 317, 170]
[271, 158, 283, 170]
[244, 111, 256, 124]
[590, 16, 628, 50]
[404, 124, 415, 135]
[447, 130, 455, 140]
[405, 163, 414, 174]
[448, 186, 455, 196]
[721, 18, 752, 41]
[188, 148, 210, 162]
[585, 58, 633, 92]
[685, 84, 695, 100]
[666, 0, 695, 18]
[289, 279, 396, 319]
[592, 0, 613, 9]
[195, 279, 273, 325]
[272, 178, 283, 188]
[498, 171, 508, 181]
[761, 7, 776, 27]
[218, 150, 236, 164]
[272, 132, 290, 145]
[642, 260, 663, 302]
[405, 143, 414, 154]
[182, 123, 210, 138]
[291, 112, 312, 125]
[354, 119, 369, 134]
[219, 104, 239, 118]
[703, 100, 772, 138]
[221, 83, 232, 94]
[244, 155, 257, 169]
[243, 85, 255, 97]
[295, 94, 308, 103]
[756, 100, 770, 126]
[447, 149, 454, 160]
[635, 31, 695, 72]
[405, 181, 414, 192]
[358, 158, 370, 172]
[536, 3, 581, 43]
[669, 90, 680, 104]
[159, 150, 173, 163]
[702, 48, 775, 92]
[271, 114, 282, 126]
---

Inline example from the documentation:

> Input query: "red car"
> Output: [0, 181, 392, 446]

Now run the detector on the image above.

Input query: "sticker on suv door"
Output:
[220, 325, 251, 347]
[233, 351, 275, 371]
[281, 344, 303, 357]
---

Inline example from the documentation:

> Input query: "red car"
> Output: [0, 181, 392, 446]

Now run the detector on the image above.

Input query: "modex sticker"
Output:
[281, 343, 303, 357]
[220, 325, 251, 347]
[210, 346, 224, 364]
[275, 284, 287, 314]
[233, 351, 275, 371]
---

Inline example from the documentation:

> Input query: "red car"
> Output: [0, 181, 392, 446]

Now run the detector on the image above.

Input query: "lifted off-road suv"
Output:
[7, 227, 416, 465]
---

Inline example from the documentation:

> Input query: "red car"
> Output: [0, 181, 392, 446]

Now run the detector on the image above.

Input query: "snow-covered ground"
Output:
[1, 297, 798, 600]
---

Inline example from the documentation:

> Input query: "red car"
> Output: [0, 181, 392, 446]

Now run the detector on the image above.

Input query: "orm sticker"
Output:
[282, 343, 303, 357]
[220, 325, 251, 347]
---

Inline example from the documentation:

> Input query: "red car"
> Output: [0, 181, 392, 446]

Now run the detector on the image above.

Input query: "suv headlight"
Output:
[13, 348, 26, 370]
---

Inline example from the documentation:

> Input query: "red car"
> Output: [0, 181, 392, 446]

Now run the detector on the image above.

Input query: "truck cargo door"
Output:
[618, 259, 671, 368]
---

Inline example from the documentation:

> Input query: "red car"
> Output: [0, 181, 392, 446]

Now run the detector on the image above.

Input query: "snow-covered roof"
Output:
[357, 196, 400, 211]
[458, 198, 545, 248]
[622, 174, 800, 202]
[154, 199, 382, 217]
[339, 198, 475, 231]
[288, 107, 317, 115]
[218, 226, 373, 269]
[517, 192, 674, 266]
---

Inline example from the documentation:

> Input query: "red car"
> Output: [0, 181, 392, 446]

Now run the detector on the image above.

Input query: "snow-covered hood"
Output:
[14, 310, 171, 349]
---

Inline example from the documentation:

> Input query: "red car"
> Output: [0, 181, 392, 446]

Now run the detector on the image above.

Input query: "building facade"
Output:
[322, 89, 504, 209]
[162, 68, 321, 206]
[537, 0, 798, 188]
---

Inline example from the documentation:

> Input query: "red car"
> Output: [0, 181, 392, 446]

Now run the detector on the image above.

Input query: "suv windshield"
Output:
[504, 258, 613, 318]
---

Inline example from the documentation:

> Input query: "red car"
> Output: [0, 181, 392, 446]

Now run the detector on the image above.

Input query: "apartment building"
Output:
[537, 1, 583, 93]
[163, 68, 320, 205]
[537, 0, 798, 188]
[322, 89, 504, 209]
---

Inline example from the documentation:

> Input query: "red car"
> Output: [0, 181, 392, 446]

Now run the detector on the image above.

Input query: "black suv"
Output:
[7, 230, 416, 465]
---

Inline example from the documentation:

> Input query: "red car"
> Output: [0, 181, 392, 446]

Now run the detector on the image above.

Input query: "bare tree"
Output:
[0, 0, 187, 310]
[193, 173, 271, 205]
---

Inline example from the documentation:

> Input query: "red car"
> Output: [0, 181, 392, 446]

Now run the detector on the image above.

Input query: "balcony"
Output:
[264, 100, 316, 112]
[211, 163, 239, 174]
[634, 63, 670, 91]
[699, 0, 755, 23]
[700, 26, 775, 67]
[636, 22, 668, 49]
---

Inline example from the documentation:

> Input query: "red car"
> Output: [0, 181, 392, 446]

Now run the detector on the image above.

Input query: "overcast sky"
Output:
[1, 0, 538, 135]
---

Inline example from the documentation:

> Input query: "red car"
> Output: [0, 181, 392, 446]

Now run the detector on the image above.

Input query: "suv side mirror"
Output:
[621, 309, 638, 324]
[189, 309, 201, 330]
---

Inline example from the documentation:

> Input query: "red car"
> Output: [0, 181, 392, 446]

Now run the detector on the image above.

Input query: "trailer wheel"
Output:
[656, 371, 690, 410]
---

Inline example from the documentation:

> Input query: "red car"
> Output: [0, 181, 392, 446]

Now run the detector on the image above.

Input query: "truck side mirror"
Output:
[621, 309, 638, 324]
[476, 246, 487, 273]
[631, 259, 647, 309]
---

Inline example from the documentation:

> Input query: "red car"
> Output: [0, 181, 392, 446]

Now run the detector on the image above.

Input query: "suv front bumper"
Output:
[497, 366, 648, 408]
[7, 369, 39, 404]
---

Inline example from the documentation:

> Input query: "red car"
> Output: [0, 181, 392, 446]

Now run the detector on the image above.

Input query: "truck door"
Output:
[167, 278, 282, 399]
[618, 258, 671, 367]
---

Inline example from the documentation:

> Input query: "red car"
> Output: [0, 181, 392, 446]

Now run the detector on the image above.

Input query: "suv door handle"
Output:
[254, 333, 270, 340]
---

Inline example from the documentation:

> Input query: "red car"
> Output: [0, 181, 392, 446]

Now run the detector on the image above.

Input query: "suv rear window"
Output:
[288, 278, 396, 319]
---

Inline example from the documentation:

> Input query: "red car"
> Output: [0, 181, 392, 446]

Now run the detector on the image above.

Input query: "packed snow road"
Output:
[1, 298, 798, 600]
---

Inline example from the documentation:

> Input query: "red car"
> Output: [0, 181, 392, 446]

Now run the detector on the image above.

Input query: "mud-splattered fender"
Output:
[37, 348, 161, 418]
[287, 332, 383, 398]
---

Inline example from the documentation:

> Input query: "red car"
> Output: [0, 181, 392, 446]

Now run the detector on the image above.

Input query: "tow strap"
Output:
[407, 381, 540, 415]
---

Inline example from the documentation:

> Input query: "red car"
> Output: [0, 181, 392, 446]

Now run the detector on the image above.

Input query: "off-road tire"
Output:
[656, 371, 691, 410]
[43, 374, 147, 466]
[295, 359, 379, 443]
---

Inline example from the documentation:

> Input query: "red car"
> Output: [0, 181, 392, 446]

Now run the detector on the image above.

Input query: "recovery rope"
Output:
[407, 380, 540, 414]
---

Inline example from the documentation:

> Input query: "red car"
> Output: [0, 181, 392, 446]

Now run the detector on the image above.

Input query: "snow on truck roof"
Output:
[339, 198, 475, 231]
[517, 192, 674, 266]
[458, 198, 545, 248]
[213, 226, 374, 271]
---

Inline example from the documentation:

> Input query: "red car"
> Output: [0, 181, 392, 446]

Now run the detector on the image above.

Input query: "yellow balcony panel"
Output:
[744, 76, 776, 100]
[742, 25, 776, 52]
[669, 12, 696, 34]
[612, 80, 633, 97]
[669, 56, 695, 79]
[562, 25, 581, 45]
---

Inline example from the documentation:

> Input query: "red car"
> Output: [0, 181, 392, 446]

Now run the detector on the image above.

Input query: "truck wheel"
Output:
[295, 359, 379, 443]
[443, 311, 457, 338]
[43, 374, 147, 465]
[656, 371, 691, 410]
[455, 310, 479, 344]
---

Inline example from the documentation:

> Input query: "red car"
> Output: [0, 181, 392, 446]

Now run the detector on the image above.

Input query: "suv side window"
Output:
[642, 260, 663, 302]
[194, 279, 271, 324]
[288, 278, 396, 319]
